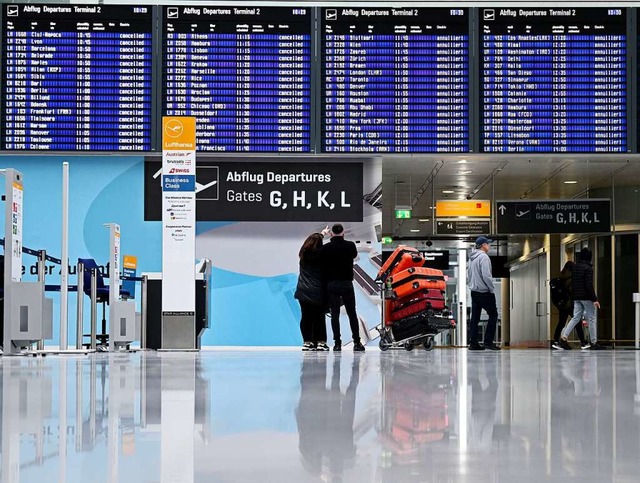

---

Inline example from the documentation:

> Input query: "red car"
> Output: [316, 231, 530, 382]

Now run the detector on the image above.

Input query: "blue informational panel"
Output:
[480, 7, 628, 153]
[162, 6, 312, 153]
[1, 4, 153, 151]
[321, 7, 470, 153]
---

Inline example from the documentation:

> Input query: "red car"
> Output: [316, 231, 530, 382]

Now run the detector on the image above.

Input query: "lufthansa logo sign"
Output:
[164, 119, 184, 138]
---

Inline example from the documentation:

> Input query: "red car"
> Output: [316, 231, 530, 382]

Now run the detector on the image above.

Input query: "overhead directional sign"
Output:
[436, 200, 491, 218]
[437, 219, 491, 235]
[496, 199, 611, 234]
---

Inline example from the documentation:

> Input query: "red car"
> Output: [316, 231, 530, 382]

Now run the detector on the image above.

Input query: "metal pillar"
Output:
[634, 292, 640, 349]
[36, 250, 46, 351]
[141, 275, 148, 349]
[90, 268, 98, 350]
[60, 162, 70, 350]
[76, 261, 85, 349]
[457, 248, 468, 346]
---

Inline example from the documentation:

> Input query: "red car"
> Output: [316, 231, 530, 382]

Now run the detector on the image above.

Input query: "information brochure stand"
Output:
[161, 116, 197, 350]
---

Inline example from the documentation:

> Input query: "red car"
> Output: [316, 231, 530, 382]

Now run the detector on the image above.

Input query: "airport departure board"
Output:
[162, 6, 311, 152]
[321, 8, 469, 153]
[481, 7, 628, 153]
[1, 4, 153, 151]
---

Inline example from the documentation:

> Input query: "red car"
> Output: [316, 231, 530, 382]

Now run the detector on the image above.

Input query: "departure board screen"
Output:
[1, 4, 152, 151]
[162, 6, 311, 152]
[321, 8, 469, 153]
[481, 7, 628, 153]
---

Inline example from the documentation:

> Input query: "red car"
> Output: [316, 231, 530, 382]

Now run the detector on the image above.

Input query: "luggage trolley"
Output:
[376, 246, 455, 351]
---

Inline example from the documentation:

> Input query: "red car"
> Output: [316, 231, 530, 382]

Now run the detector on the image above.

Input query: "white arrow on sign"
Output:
[498, 205, 506, 215]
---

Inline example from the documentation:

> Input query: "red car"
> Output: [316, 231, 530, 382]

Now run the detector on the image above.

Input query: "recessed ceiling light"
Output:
[418, 218, 430, 222]
[442, 190, 455, 194]
[564, 180, 578, 184]
[410, 229, 420, 233]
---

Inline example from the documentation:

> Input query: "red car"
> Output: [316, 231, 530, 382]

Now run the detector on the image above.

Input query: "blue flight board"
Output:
[481, 7, 628, 153]
[321, 8, 470, 153]
[162, 6, 311, 152]
[1, 4, 153, 151]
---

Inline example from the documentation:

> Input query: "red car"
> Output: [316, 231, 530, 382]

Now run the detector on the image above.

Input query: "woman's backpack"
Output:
[549, 277, 570, 309]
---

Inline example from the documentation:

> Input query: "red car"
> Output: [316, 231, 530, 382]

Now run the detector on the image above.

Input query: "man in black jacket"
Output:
[558, 248, 603, 350]
[320, 224, 365, 352]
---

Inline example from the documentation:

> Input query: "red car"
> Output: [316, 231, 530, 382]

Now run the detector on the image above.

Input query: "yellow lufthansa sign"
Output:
[162, 116, 196, 150]
[436, 200, 491, 218]
[123, 255, 137, 270]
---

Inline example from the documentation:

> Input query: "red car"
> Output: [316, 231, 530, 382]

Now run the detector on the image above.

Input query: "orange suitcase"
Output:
[389, 290, 446, 322]
[388, 267, 446, 299]
[377, 246, 424, 282]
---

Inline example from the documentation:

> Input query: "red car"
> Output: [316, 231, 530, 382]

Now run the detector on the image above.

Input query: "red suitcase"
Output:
[389, 290, 446, 322]
[377, 246, 424, 282]
[388, 267, 446, 299]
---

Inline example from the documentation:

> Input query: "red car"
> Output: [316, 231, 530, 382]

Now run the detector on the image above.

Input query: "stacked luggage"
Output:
[376, 246, 455, 351]
[380, 357, 450, 464]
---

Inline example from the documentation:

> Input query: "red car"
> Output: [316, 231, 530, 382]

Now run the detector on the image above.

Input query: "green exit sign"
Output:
[395, 209, 411, 219]
[382, 236, 393, 245]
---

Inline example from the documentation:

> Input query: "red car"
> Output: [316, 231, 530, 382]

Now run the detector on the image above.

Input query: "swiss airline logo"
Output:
[168, 167, 190, 174]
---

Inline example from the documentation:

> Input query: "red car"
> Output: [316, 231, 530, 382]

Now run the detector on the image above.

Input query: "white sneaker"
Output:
[316, 342, 329, 351]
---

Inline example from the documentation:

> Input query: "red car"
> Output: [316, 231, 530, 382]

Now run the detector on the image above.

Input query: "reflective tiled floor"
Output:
[2, 348, 640, 482]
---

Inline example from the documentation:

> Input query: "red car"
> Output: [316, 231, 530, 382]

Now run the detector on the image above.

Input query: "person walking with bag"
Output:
[558, 248, 603, 350]
[294, 228, 331, 351]
[552, 261, 589, 350]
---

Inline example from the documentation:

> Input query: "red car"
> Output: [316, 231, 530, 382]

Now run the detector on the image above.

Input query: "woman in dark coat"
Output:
[295, 230, 330, 351]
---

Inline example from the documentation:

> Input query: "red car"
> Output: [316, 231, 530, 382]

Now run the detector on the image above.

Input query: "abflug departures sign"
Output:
[145, 161, 363, 222]
[496, 199, 611, 234]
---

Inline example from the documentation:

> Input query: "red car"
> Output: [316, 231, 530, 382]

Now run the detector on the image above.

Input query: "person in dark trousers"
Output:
[467, 236, 500, 351]
[320, 224, 365, 352]
[296, 356, 360, 480]
[552, 261, 589, 350]
[295, 229, 331, 351]
[559, 248, 603, 350]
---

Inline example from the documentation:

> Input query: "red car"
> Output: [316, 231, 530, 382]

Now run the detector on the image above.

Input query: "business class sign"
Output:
[145, 160, 364, 222]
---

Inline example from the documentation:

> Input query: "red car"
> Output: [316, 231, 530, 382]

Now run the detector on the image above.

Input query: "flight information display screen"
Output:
[1, 4, 152, 151]
[481, 7, 628, 153]
[321, 8, 469, 153]
[162, 6, 311, 152]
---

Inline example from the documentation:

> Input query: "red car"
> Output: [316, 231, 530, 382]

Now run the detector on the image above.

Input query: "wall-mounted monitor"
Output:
[321, 7, 470, 153]
[162, 6, 312, 152]
[1, 4, 153, 151]
[480, 7, 628, 153]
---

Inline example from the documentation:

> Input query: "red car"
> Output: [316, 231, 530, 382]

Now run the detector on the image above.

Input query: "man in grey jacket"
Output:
[468, 236, 500, 351]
